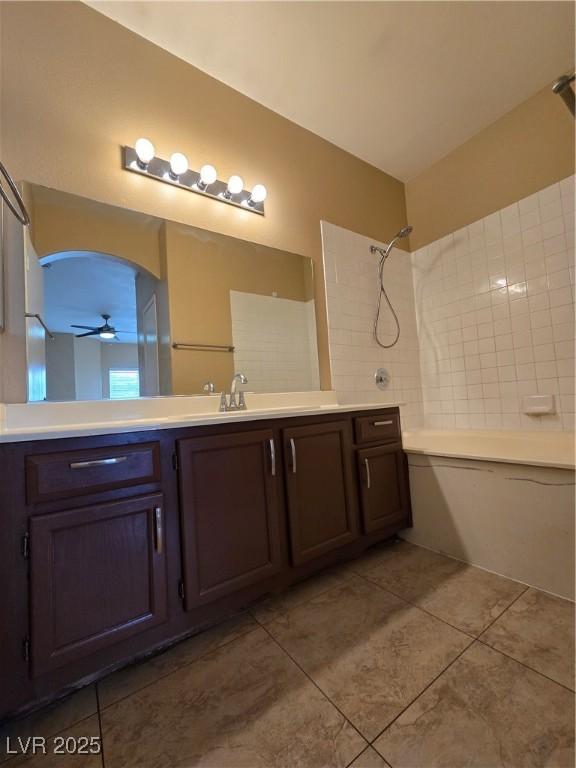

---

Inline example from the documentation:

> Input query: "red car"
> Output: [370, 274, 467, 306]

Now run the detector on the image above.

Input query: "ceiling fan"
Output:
[71, 314, 118, 340]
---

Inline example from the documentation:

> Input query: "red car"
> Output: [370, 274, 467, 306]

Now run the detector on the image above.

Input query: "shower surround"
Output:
[413, 175, 575, 431]
[323, 175, 575, 433]
[321, 221, 423, 429]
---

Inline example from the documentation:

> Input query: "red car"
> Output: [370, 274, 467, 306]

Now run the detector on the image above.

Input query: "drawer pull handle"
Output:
[69, 456, 128, 469]
[290, 438, 297, 474]
[373, 420, 394, 427]
[269, 438, 276, 476]
[364, 458, 371, 489]
[154, 506, 163, 554]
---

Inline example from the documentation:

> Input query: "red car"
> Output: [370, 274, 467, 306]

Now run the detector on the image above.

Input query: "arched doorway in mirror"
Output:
[40, 250, 167, 402]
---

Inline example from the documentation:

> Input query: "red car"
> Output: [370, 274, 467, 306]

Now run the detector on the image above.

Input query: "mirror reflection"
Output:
[25, 184, 320, 401]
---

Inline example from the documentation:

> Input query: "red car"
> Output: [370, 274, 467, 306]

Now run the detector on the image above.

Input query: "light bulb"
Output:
[99, 330, 115, 340]
[250, 184, 267, 204]
[169, 152, 189, 178]
[199, 164, 218, 187]
[134, 137, 155, 167]
[227, 175, 244, 195]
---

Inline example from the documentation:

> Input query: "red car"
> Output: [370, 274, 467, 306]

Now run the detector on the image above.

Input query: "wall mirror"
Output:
[23, 184, 320, 401]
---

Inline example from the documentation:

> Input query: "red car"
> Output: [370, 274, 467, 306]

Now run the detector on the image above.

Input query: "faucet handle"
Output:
[203, 381, 215, 394]
[219, 391, 228, 412]
[238, 391, 247, 410]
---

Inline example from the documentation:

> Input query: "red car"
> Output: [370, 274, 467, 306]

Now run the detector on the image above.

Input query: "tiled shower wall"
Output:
[412, 175, 575, 430]
[231, 291, 320, 393]
[322, 176, 574, 432]
[321, 221, 423, 428]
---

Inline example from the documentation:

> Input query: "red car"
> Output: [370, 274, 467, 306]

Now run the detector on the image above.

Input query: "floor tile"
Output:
[101, 627, 367, 768]
[349, 746, 391, 767]
[266, 575, 471, 741]
[0, 687, 97, 764]
[481, 588, 575, 689]
[357, 540, 525, 635]
[374, 643, 575, 768]
[98, 611, 257, 708]
[250, 565, 353, 624]
[3, 716, 101, 767]
[349, 540, 462, 594]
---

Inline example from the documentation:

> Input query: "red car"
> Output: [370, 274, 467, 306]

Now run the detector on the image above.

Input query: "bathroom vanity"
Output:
[0, 403, 410, 719]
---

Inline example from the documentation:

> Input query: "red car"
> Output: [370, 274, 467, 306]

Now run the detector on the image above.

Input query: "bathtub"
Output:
[401, 430, 575, 600]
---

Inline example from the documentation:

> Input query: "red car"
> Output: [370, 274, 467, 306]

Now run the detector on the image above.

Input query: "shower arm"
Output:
[552, 73, 575, 118]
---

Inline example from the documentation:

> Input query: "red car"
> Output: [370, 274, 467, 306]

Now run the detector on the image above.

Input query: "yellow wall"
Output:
[0, 1, 408, 391]
[406, 85, 575, 250]
[28, 185, 163, 278]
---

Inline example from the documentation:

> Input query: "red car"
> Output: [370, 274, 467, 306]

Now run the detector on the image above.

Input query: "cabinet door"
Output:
[30, 494, 167, 676]
[178, 430, 282, 609]
[283, 421, 358, 565]
[357, 444, 410, 533]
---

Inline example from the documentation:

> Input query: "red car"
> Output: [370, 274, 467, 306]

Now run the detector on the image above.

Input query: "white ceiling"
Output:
[89, 1, 574, 180]
[43, 253, 138, 342]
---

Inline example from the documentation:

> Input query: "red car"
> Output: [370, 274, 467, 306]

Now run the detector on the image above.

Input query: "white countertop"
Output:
[0, 392, 404, 443]
[403, 429, 575, 470]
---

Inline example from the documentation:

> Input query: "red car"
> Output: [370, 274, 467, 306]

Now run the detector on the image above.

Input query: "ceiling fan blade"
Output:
[70, 324, 98, 331]
[75, 330, 99, 337]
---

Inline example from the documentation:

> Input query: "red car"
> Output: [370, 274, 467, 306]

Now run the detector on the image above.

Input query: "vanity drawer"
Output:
[354, 413, 400, 445]
[26, 443, 161, 503]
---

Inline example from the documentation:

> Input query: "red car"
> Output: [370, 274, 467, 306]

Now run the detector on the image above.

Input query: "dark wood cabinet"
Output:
[1, 406, 411, 720]
[29, 493, 168, 676]
[177, 429, 283, 608]
[26, 443, 161, 504]
[283, 421, 358, 565]
[357, 444, 410, 533]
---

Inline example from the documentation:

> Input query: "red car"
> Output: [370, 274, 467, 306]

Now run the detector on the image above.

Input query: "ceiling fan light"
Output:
[99, 330, 116, 340]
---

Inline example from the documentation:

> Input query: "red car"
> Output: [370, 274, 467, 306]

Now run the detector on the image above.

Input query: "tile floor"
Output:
[1, 540, 574, 767]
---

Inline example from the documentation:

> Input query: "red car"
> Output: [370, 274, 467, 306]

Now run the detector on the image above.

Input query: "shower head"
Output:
[370, 224, 413, 258]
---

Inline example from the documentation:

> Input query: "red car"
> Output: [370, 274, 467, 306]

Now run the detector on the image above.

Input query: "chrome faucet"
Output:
[219, 373, 248, 412]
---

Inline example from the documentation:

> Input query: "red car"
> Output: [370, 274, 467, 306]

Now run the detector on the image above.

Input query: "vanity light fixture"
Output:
[122, 140, 266, 215]
[224, 175, 244, 199]
[197, 164, 218, 190]
[169, 152, 189, 180]
[134, 137, 155, 169]
[248, 184, 268, 206]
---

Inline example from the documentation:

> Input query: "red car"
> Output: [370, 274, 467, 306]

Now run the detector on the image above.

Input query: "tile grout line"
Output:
[95, 620, 261, 713]
[94, 684, 106, 768]
[344, 578, 533, 756]
[253, 555, 537, 764]
[247, 568, 355, 626]
[353, 564, 529, 642]
[474, 637, 576, 694]
[255, 619, 370, 760]
[343, 744, 371, 768]
[368, 634, 476, 759]
[369, 583, 573, 765]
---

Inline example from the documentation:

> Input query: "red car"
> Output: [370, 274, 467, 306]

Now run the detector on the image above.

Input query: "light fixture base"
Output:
[122, 146, 265, 216]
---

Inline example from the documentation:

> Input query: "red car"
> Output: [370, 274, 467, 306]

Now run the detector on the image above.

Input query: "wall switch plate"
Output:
[522, 394, 556, 415]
